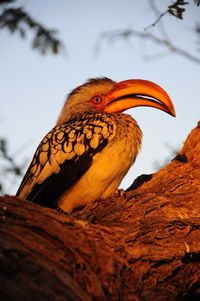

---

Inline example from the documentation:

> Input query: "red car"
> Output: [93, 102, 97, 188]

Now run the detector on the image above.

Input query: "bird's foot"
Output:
[114, 188, 127, 198]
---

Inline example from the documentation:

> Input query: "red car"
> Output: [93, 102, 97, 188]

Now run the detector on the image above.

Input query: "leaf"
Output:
[168, 0, 189, 19]
[0, 7, 63, 55]
[0, 0, 15, 5]
[194, 0, 200, 6]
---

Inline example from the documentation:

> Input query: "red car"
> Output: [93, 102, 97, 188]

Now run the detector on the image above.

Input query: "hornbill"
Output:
[16, 78, 175, 213]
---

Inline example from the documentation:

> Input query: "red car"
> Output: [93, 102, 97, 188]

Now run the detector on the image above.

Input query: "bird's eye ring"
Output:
[93, 96, 102, 104]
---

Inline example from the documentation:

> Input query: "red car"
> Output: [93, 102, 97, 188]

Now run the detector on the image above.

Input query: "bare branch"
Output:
[145, 0, 170, 42]
[0, 138, 26, 194]
[145, 0, 173, 59]
[95, 29, 200, 64]
[145, 0, 189, 31]
[145, 0, 168, 32]
[144, 10, 168, 30]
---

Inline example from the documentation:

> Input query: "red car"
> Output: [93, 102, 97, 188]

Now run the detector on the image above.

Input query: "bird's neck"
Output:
[113, 112, 143, 150]
[56, 109, 143, 154]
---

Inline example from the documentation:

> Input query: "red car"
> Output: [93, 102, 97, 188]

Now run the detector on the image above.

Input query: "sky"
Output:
[1, 0, 200, 194]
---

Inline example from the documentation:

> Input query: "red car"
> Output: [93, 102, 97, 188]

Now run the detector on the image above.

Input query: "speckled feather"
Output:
[16, 112, 117, 207]
[16, 77, 145, 213]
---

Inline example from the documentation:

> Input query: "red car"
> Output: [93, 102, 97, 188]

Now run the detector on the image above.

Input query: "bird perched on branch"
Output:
[16, 77, 175, 213]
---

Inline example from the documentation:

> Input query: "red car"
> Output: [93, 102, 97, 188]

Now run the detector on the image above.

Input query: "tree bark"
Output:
[0, 122, 200, 301]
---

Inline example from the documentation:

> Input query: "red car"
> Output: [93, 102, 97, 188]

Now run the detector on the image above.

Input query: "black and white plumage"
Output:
[16, 77, 175, 213]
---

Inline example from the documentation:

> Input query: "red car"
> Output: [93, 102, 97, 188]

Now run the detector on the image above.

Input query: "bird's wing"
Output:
[16, 113, 116, 207]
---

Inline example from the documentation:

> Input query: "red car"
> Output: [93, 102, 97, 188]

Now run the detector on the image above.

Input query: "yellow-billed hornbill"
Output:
[16, 78, 175, 213]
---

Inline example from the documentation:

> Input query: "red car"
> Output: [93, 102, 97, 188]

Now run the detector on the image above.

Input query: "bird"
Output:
[16, 77, 175, 213]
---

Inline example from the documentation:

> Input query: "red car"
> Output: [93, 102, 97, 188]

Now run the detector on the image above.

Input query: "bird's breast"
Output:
[104, 113, 143, 187]
[58, 113, 142, 212]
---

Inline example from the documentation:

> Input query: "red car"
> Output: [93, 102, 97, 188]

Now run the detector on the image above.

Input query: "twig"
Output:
[144, 10, 168, 31]
[0, 6, 64, 55]
[145, 0, 170, 42]
[0, 138, 26, 194]
[95, 29, 200, 64]
[145, 0, 189, 30]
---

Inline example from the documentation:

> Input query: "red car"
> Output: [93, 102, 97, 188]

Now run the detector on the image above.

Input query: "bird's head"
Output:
[57, 77, 175, 125]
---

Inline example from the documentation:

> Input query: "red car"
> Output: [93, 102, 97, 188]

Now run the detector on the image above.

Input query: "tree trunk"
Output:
[0, 122, 200, 301]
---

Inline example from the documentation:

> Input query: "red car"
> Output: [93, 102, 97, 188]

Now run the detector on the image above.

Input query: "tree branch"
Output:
[0, 121, 200, 301]
[0, 6, 64, 55]
[145, 0, 190, 31]
[144, 0, 168, 31]
[0, 138, 27, 194]
[95, 29, 200, 64]
[95, 1, 200, 64]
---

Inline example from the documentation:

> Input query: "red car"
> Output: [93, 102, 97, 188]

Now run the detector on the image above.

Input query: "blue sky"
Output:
[1, 0, 200, 194]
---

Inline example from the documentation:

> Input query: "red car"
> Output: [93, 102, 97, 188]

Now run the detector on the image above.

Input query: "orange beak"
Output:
[104, 79, 176, 117]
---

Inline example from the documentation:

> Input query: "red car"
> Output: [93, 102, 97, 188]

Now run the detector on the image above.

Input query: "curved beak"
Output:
[104, 79, 176, 117]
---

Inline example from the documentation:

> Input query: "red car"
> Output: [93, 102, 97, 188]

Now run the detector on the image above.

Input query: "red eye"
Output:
[93, 96, 102, 104]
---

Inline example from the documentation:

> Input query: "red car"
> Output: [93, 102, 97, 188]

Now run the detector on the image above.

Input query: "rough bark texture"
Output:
[0, 122, 200, 301]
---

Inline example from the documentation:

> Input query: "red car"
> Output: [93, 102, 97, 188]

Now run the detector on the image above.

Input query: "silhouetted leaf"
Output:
[0, 0, 15, 4]
[194, 0, 200, 6]
[168, 0, 189, 19]
[0, 7, 63, 55]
